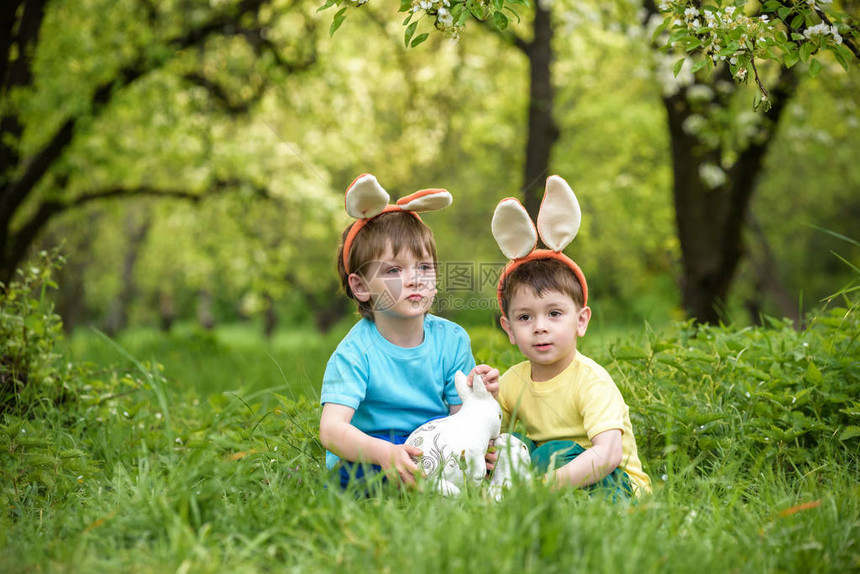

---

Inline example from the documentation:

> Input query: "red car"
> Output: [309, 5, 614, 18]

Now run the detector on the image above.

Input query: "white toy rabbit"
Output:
[406, 371, 502, 496]
[487, 433, 533, 501]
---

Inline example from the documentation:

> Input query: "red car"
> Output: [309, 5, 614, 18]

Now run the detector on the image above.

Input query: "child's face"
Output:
[500, 287, 591, 382]
[349, 244, 437, 320]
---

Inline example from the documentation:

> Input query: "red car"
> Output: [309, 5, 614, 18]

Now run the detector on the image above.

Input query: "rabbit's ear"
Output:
[345, 174, 390, 219]
[471, 373, 491, 398]
[396, 188, 452, 213]
[536, 175, 581, 252]
[454, 371, 470, 402]
[492, 198, 538, 259]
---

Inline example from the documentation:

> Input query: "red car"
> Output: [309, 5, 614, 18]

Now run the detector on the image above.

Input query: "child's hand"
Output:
[484, 438, 498, 474]
[469, 364, 500, 398]
[385, 443, 423, 487]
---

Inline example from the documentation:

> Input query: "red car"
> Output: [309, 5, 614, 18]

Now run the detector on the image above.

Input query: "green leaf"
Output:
[317, 0, 338, 13]
[652, 19, 669, 43]
[404, 21, 418, 47]
[493, 11, 508, 30]
[330, 7, 348, 36]
[805, 361, 822, 384]
[410, 32, 430, 47]
[673, 57, 686, 77]
[790, 14, 804, 29]
[467, 0, 484, 20]
[831, 44, 853, 72]
[777, 6, 792, 20]
[799, 41, 814, 63]
[762, 0, 781, 11]
[784, 50, 800, 68]
[611, 346, 649, 361]
[400, 0, 413, 12]
[840, 426, 860, 441]
[808, 57, 823, 78]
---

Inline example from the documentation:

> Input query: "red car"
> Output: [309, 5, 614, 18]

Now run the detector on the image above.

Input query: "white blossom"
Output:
[700, 163, 727, 189]
[437, 7, 453, 27]
[682, 113, 707, 135]
[804, 22, 843, 44]
[687, 84, 714, 102]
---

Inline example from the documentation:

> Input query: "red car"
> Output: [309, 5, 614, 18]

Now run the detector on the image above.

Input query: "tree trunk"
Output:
[745, 211, 802, 327]
[664, 92, 734, 324]
[521, 1, 559, 219]
[104, 208, 152, 335]
[197, 289, 215, 330]
[263, 293, 277, 338]
[662, 68, 798, 323]
[159, 288, 176, 332]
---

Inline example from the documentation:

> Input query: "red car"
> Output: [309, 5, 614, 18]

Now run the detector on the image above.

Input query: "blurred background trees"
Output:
[2, 0, 858, 336]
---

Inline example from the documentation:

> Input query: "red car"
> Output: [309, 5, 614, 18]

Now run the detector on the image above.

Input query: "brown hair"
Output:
[499, 257, 585, 317]
[337, 211, 438, 320]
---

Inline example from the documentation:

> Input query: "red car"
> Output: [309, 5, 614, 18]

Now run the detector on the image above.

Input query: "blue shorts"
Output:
[334, 430, 410, 491]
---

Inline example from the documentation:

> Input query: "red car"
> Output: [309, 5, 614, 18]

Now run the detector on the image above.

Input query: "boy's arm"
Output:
[549, 429, 623, 488]
[319, 403, 423, 485]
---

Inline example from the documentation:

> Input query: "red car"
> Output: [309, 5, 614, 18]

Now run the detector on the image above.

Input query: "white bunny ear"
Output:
[471, 373, 490, 397]
[396, 188, 452, 212]
[492, 198, 538, 259]
[536, 175, 581, 252]
[454, 371, 470, 402]
[454, 371, 489, 402]
[345, 174, 390, 219]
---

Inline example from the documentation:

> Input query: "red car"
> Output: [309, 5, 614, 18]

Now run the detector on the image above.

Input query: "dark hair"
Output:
[337, 211, 438, 320]
[500, 258, 585, 317]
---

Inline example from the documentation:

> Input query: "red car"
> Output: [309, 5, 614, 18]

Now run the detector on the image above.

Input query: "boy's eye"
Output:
[549, 310, 563, 318]
[385, 266, 401, 275]
[417, 263, 434, 273]
[517, 314, 531, 322]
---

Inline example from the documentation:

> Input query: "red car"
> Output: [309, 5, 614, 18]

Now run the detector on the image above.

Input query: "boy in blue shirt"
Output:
[319, 174, 498, 489]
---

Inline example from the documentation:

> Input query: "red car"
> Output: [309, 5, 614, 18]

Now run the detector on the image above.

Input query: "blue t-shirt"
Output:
[320, 315, 476, 469]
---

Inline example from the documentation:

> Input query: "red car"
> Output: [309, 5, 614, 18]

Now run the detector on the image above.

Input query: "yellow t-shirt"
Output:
[498, 353, 652, 495]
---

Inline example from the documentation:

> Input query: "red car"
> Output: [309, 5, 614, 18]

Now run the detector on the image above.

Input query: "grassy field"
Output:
[2, 310, 859, 572]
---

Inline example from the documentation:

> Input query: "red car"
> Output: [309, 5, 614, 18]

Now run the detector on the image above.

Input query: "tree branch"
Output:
[1, 0, 47, 184]
[723, 66, 798, 245]
[0, 0, 25, 93]
[183, 72, 260, 115]
[2, 0, 274, 235]
[484, 19, 529, 54]
[8, 178, 276, 276]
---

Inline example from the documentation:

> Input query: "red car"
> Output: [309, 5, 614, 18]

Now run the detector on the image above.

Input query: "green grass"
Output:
[2, 314, 859, 572]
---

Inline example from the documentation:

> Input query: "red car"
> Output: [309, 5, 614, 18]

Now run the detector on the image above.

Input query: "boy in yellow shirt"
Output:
[486, 176, 651, 497]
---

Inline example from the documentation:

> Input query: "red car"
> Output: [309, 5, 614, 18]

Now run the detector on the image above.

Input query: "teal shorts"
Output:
[518, 435, 633, 500]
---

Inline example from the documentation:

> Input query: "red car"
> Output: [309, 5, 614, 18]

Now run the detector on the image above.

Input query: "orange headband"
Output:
[496, 250, 588, 314]
[341, 174, 452, 275]
[342, 206, 422, 274]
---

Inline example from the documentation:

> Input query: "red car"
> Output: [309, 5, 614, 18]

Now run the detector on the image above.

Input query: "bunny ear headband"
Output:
[492, 175, 588, 312]
[342, 173, 453, 274]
